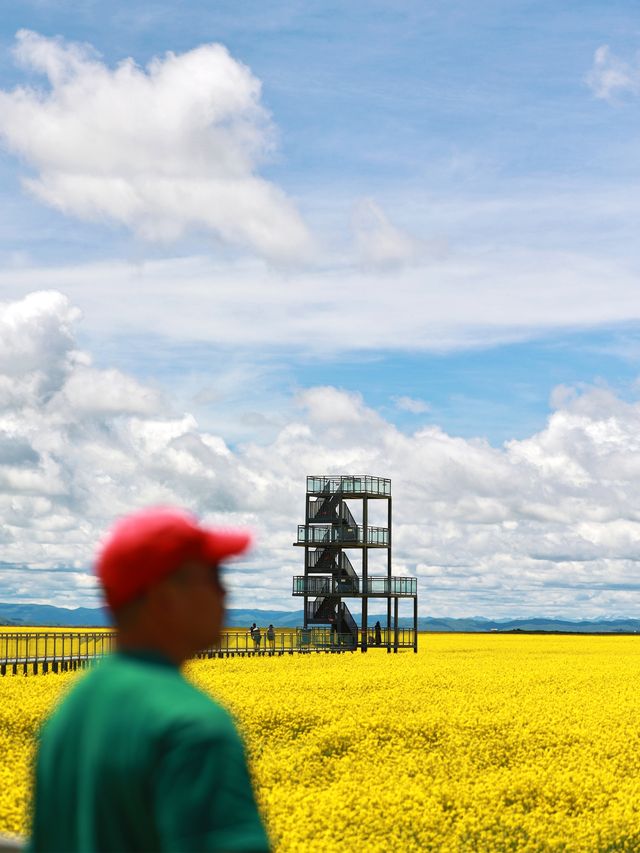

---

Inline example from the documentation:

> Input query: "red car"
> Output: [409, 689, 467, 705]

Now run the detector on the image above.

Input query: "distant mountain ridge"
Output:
[408, 616, 640, 633]
[0, 603, 304, 629]
[0, 603, 639, 633]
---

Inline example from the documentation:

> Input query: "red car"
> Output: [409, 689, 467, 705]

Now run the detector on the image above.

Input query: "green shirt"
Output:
[29, 650, 270, 853]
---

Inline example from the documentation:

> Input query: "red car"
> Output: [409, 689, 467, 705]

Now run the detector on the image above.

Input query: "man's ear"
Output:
[146, 578, 179, 620]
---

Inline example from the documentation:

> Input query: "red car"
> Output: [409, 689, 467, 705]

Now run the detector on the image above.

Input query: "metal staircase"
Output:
[305, 596, 359, 648]
[307, 549, 359, 590]
[337, 602, 359, 647]
[308, 488, 342, 523]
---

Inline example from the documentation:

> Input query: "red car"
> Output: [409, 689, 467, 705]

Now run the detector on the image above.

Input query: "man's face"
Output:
[169, 559, 226, 653]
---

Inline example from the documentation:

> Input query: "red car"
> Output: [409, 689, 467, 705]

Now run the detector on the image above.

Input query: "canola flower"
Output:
[1, 634, 640, 850]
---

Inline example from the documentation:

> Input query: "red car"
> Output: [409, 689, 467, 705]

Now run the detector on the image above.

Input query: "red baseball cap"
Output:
[96, 507, 252, 611]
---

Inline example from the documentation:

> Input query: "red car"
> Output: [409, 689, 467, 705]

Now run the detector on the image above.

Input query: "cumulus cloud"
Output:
[0, 30, 311, 262]
[0, 290, 82, 390]
[3, 292, 640, 618]
[0, 292, 241, 593]
[297, 387, 373, 425]
[57, 367, 162, 416]
[586, 45, 640, 101]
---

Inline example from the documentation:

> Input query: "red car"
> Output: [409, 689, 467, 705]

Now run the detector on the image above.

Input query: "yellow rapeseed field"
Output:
[1, 633, 639, 851]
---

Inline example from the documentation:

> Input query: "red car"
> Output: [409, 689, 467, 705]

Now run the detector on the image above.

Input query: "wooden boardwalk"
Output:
[0, 631, 116, 676]
[0, 627, 416, 675]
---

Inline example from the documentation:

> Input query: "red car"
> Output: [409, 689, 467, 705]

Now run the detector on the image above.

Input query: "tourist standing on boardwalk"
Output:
[29, 507, 270, 853]
[267, 624, 275, 652]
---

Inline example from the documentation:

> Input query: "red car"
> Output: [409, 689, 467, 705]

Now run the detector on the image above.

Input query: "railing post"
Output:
[394, 597, 399, 653]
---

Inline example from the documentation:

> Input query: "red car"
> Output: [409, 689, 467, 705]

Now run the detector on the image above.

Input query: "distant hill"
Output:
[0, 603, 113, 627]
[223, 608, 305, 628]
[1, 602, 639, 633]
[409, 616, 640, 633]
[0, 602, 303, 629]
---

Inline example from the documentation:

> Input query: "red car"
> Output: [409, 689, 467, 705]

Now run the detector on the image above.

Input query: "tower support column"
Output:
[386, 493, 392, 653]
[394, 596, 399, 653]
[361, 494, 368, 652]
[303, 545, 309, 629]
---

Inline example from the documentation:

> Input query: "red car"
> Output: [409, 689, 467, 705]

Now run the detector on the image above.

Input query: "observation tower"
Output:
[293, 475, 418, 652]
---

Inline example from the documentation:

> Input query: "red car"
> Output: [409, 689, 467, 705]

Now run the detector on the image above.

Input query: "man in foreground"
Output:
[29, 507, 270, 853]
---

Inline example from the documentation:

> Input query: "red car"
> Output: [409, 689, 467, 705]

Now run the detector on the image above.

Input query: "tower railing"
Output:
[306, 475, 391, 496]
[297, 524, 389, 545]
[293, 576, 417, 596]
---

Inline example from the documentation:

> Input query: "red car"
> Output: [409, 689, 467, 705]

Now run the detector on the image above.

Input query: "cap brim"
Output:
[202, 528, 252, 563]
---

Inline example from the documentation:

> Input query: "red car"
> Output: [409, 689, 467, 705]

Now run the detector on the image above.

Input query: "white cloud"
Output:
[586, 45, 640, 101]
[0, 30, 312, 262]
[3, 292, 640, 618]
[549, 384, 577, 411]
[297, 387, 371, 425]
[57, 367, 162, 416]
[352, 198, 422, 269]
[393, 395, 430, 414]
[0, 290, 82, 389]
[2, 243, 638, 356]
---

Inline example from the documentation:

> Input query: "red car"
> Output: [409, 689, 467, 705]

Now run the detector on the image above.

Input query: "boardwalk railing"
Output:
[0, 632, 117, 675]
[0, 627, 416, 674]
[204, 627, 415, 656]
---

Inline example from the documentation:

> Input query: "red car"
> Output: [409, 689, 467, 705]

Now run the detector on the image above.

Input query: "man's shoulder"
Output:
[164, 677, 237, 742]
[120, 656, 238, 740]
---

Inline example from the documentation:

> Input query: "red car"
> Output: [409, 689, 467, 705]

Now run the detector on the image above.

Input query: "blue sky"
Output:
[1, 0, 639, 447]
[1, 1, 640, 617]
